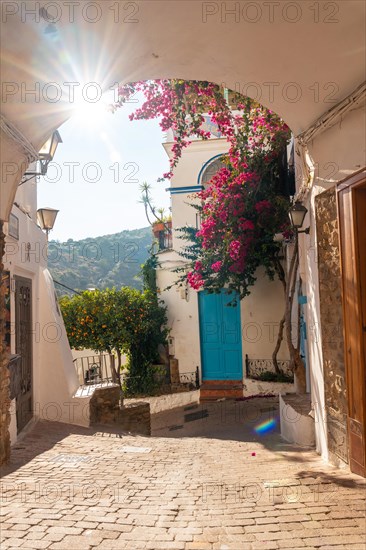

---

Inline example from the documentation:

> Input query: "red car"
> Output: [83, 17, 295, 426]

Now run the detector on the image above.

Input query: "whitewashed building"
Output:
[157, 122, 293, 400]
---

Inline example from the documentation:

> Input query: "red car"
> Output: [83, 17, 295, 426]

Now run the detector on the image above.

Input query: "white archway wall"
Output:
[297, 104, 366, 459]
[1, 0, 365, 218]
[0, 131, 33, 220]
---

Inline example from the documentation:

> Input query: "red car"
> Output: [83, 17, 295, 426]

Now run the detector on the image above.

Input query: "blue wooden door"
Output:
[298, 294, 310, 391]
[198, 290, 242, 380]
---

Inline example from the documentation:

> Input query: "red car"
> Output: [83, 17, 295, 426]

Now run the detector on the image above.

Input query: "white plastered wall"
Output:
[35, 268, 84, 426]
[240, 267, 289, 364]
[297, 104, 366, 460]
[4, 180, 83, 441]
[157, 256, 201, 375]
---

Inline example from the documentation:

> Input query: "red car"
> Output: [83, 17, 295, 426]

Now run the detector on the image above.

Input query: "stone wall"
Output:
[90, 386, 151, 436]
[0, 222, 11, 465]
[315, 187, 348, 464]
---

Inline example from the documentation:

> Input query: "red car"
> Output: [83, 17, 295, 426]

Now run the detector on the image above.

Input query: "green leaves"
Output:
[59, 287, 168, 392]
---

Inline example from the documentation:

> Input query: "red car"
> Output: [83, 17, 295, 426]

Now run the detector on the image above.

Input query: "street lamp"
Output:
[37, 207, 59, 236]
[289, 202, 310, 234]
[22, 131, 62, 182]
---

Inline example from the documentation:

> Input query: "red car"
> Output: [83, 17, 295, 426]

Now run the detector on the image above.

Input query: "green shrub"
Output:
[256, 370, 294, 383]
[59, 287, 168, 395]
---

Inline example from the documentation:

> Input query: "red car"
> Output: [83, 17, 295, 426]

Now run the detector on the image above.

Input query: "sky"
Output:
[37, 91, 170, 242]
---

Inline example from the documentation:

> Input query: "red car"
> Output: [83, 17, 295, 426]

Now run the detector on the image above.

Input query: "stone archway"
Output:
[1, 0, 365, 468]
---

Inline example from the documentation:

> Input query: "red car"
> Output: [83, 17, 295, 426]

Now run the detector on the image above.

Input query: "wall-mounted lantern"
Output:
[37, 207, 59, 236]
[21, 131, 62, 183]
[289, 202, 310, 234]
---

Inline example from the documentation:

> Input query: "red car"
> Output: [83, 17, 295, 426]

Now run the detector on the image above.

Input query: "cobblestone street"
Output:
[1, 398, 365, 549]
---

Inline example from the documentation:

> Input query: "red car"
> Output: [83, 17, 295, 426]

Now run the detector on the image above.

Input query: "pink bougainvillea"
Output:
[187, 270, 204, 290]
[112, 80, 292, 298]
[211, 261, 222, 273]
[255, 200, 272, 213]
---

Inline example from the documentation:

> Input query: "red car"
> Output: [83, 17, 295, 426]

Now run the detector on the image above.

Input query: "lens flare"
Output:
[254, 418, 277, 435]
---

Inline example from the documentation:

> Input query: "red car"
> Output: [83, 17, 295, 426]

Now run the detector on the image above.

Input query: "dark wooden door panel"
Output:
[15, 276, 33, 433]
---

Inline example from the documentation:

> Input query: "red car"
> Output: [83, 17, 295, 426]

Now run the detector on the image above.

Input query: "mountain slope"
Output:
[48, 227, 153, 295]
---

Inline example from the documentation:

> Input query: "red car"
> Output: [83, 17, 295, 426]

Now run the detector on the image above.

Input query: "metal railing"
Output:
[74, 355, 201, 394]
[179, 367, 200, 389]
[157, 228, 172, 251]
[73, 354, 115, 386]
[245, 355, 293, 380]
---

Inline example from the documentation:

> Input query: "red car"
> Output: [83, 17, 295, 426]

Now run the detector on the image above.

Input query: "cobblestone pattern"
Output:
[1, 399, 365, 549]
[315, 188, 348, 464]
[118, 402, 151, 436]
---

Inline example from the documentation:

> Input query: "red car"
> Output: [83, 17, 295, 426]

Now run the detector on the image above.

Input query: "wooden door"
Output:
[14, 276, 33, 433]
[338, 170, 366, 477]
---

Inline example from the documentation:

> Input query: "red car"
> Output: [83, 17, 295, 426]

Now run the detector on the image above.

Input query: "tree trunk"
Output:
[285, 234, 307, 394]
[272, 312, 285, 374]
[110, 352, 123, 402]
[110, 353, 118, 384]
[272, 255, 287, 375]
[115, 350, 124, 405]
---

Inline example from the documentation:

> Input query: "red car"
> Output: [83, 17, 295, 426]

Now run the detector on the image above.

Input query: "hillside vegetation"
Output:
[48, 227, 152, 295]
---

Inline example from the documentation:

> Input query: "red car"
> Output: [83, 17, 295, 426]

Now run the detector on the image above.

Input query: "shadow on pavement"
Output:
[0, 421, 140, 478]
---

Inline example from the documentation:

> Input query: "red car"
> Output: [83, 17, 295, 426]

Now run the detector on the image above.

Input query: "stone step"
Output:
[200, 381, 243, 390]
[200, 381, 243, 401]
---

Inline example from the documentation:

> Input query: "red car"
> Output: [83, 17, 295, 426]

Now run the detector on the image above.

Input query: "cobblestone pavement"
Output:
[1, 397, 365, 549]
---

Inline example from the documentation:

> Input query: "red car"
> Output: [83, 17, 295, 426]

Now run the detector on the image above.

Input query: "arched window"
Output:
[196, 155, 226, 229]
[199, 156, 226, 188]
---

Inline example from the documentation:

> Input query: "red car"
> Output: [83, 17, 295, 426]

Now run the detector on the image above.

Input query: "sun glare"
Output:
[72, 99, 108, 128]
